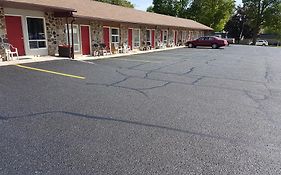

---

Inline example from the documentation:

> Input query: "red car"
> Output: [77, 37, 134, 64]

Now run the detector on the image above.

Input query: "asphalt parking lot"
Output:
[1, 45, 281, 174]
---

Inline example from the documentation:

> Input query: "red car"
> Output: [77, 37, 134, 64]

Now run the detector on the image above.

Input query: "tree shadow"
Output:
[1, 111, 235, 143]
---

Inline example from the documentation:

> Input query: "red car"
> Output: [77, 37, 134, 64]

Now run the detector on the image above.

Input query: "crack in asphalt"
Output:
[86, 82, 149, 98]
[114, 68, 270, 96]
[192, 76, 205, 85]
[114, 85, 149, 98]
[243, 90, 275, 124]
[183, 67, 195, 75]
[109, 77, 130, 86]
[205, 59, 217, 64]
[244, 90, 269, 104]
[84, 56, 274, 107]
[264, 65, 272, 83]
[83, 58, 264, 84]
[115, 69, 129, 77]
[139, 82, 171, 91]
[127, 63, 148, 69]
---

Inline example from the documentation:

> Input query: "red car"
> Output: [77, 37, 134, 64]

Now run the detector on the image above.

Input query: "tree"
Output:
[224, 6, 254, 43]
[152, 0, 190, 17]
[263, 2, 281, 43]
[95, 0, 134, 8]
[187, 0, 235, 31]
[243, 0, 281, 44]
[146, 5, 154, 12]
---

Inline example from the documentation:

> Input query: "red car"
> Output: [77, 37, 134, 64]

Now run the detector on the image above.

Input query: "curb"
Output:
[0, 46, 186, 66]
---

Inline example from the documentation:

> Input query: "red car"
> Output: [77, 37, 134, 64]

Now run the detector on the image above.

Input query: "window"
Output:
[65, 24, 80, 52]
[133, 29, 140, 48]
[146, 30, 151, 45]
[27, 17, 47, 49]
[111, 28, 119, 44]
[163, 30, 168, 43]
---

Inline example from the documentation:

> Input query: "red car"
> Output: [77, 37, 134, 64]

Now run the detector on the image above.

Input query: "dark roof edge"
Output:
[74, 14, 213, 31]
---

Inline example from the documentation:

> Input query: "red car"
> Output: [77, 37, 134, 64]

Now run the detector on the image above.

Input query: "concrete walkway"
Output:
[0, 46, 185, 66]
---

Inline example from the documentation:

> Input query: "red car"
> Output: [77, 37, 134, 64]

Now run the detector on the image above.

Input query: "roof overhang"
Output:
[74, 14, 213, 31]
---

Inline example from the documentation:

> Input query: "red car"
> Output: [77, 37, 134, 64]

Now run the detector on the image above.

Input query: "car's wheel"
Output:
[212, 44, 218, 49]
[188, 43, 194, 48]
[263, 44, 266, 46]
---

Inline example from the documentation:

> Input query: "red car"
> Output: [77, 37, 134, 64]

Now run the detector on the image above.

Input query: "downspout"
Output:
[70, 17, 76, 59]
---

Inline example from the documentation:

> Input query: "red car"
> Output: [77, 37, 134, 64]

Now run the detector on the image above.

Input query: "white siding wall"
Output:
[4, 8, 48, 56]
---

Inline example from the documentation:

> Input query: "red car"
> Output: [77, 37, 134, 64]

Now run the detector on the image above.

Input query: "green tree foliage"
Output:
[187, 0, 235, 31]
[95, 0, 134, 8]
[243, 0, 281, 43]
[151, 0, 235, 31]
[224, 6, 254, 43]
[152, 0, 190, 17]
[146, 5, 154, 12]
[264, 3, 281, 35]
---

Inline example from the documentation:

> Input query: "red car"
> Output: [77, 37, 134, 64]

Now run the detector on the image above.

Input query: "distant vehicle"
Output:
[249, 40, 269, 46]
[215, 32, 235, 45]
[185, 36, 228, 49]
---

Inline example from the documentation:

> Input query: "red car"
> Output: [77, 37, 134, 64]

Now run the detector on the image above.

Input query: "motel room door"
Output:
[5, 15, 25, 56]
[151, 30, 155, 48]
[128, 29, 133, 50]
[80, 25, 90, 55]
[103, 27, 110, 49]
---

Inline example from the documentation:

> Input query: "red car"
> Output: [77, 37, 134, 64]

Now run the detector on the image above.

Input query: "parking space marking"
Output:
[111, 58, 161, 63]
[16, 64, 86, 80]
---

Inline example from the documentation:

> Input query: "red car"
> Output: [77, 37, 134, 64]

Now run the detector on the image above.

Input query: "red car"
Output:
[186, 36, 228, 49]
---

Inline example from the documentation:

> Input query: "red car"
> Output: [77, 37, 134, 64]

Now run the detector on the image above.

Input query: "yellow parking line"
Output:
[16, 64, 85, 80]
[113, 58, 160, 63]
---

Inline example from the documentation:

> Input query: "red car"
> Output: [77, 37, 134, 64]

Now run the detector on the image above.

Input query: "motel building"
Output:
[0, 0, 213, 61]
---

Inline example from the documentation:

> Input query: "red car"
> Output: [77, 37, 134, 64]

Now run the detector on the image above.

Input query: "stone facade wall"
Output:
[0, 7, 7, 60]
[120, 24, 128, 45]
[155, 27, 162, 44]
[140, 26, 147, 47]
[90, 21, 103, 45]
[182, 30, 188, 43]
[45, 12, 66, 56]
[168, 30, 174, 45]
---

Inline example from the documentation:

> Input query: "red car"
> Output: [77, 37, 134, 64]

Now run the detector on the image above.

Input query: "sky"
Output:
[131, 0, 243, 11]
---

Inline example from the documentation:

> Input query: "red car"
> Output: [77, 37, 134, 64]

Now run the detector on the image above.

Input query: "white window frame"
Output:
[133, 28, 140, 49]
[189, 31, 194, 40]
[183, 31, 187, 42]
[65, 24, 80, 53]
[26, 16, 47, 50]
[174, 30, 177, 43]
[111, 27, 120, 44]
